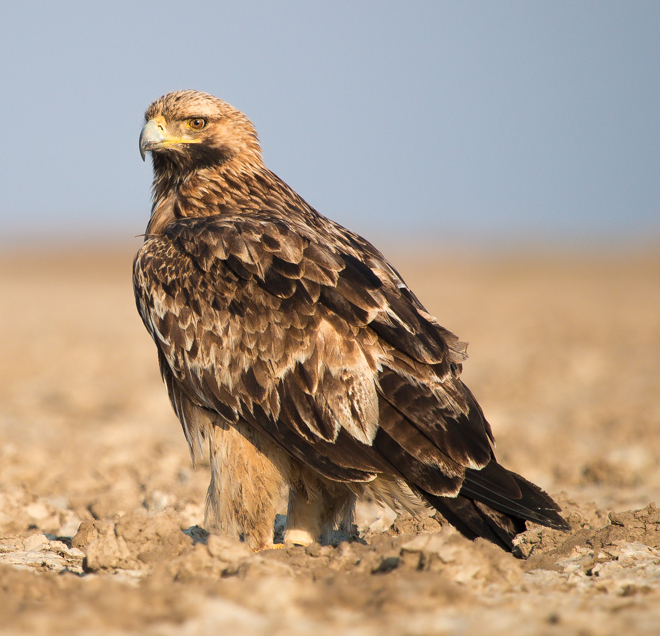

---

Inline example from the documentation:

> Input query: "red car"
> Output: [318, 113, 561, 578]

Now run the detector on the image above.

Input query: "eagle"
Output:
[134, 90, 569, 552]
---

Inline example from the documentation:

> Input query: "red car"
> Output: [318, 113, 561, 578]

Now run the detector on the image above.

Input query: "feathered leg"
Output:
[284, 467, 356, 546]
[205, 420, 290, 551]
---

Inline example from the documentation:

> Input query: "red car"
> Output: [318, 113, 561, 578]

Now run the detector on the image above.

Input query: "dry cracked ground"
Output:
[1, 245, 659, 635]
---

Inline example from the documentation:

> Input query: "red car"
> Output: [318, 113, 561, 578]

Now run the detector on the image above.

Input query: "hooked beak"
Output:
[139, 116, 202, 161]
[139, 118, 166, 161]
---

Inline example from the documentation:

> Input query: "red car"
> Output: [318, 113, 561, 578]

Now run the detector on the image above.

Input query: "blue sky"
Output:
[1, 1, 658, 248]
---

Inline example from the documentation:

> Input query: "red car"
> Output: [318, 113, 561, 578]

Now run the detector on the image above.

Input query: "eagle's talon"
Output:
[252, 543, 286, 553]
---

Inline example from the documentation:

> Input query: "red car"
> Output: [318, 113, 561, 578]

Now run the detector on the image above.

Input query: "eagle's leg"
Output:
[284, 468, 357, 546]
[205, 420, 290, 551]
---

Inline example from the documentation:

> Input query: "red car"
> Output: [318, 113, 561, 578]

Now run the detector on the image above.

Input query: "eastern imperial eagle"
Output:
[134, 90, 569, 551]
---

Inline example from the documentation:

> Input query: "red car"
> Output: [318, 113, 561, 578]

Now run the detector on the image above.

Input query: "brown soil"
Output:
[1, 246, 659, 635]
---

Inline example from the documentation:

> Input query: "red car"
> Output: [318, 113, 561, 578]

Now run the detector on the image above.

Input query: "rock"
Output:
[82, 508, 193, 572]
[23, 534, 49, 552]
[72, 520, 99, 549]
[207, 533, 253, 562]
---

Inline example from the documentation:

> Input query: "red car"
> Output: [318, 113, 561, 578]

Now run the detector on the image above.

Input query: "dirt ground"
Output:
[1, 244, 659, 635]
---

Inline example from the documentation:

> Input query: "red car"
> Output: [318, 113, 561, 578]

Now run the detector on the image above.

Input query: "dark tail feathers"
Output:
[422, 460, 570, 551]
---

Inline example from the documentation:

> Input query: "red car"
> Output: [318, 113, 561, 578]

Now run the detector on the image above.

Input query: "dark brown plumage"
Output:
[134, 90, 569, 551]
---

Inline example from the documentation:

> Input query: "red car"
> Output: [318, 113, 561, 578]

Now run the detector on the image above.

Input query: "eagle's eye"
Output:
[188, 118, 207, 131]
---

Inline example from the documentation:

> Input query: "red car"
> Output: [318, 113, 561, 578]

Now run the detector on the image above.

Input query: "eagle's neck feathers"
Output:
[146, 154, 311, 237]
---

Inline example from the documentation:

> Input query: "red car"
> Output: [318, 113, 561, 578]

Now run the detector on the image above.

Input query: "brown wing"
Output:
[133, 212, 497, 498]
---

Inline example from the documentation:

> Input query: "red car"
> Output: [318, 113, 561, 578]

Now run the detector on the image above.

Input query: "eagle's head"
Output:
[140, 90, 262, 174]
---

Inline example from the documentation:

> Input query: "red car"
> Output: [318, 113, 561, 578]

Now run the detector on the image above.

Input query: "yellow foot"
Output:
[251, 543, 286, 553]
